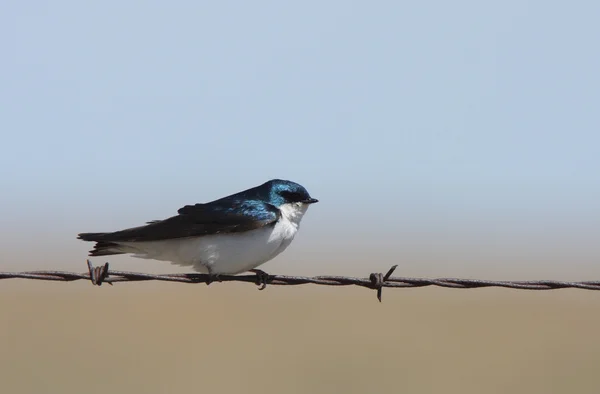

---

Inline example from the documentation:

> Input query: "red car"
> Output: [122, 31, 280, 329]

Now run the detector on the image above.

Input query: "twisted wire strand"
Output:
[2, 261, 600, 301]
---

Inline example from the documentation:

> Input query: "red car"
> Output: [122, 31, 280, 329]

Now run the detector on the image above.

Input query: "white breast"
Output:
[120, 202, 309, 274]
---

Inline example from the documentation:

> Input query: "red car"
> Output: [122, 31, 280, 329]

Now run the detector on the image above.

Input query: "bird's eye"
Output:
[280, 191, 304, 202]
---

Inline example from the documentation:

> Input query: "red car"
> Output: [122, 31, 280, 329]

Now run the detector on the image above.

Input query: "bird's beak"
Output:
[303, 198, 319, 204]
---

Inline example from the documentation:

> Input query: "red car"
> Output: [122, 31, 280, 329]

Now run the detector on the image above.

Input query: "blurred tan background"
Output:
[2, 204, 599, 394]
[2, 268, 600, 394]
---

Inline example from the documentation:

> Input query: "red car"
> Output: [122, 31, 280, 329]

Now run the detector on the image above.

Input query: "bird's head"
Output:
[264, 179, 318, 207]
[260, 179, 318, 224]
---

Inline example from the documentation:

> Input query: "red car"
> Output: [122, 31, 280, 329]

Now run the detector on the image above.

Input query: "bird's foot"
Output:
[250, 269, 270, 290]
[205, 273, 222, 286]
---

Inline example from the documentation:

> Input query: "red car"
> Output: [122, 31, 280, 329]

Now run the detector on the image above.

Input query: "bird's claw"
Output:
[250, 269, 270, 290]
[205, 273, 222, 285]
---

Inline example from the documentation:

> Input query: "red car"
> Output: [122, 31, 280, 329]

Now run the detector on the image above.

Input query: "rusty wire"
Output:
[1, 261, 600, 302]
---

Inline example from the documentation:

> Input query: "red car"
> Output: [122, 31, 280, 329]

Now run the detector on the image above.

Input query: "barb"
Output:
[1, 260, 600, 302]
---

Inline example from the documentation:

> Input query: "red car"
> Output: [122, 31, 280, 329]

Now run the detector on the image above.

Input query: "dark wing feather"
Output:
[78, 200, 279, 243]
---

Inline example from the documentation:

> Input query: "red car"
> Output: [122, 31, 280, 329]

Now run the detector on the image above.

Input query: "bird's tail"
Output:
[78, 232, 129, 257]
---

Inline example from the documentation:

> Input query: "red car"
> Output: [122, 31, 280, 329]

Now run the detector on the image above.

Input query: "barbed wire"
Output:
[1, 260, 600, 302]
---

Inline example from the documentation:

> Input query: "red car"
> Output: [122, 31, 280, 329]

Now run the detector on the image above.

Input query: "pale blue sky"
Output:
[1, 1, 599, 277]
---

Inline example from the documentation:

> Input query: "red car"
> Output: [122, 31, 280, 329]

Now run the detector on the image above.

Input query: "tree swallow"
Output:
[77, 179, 318, 277]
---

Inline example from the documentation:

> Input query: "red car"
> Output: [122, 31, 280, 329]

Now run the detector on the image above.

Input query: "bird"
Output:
[77, 179, 318, 279]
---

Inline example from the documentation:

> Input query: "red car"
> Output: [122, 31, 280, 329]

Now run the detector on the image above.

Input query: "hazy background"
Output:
[2, 1, 600, 393]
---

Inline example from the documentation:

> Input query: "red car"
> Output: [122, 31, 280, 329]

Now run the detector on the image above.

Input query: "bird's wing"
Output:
[78, 200, 280, 242]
